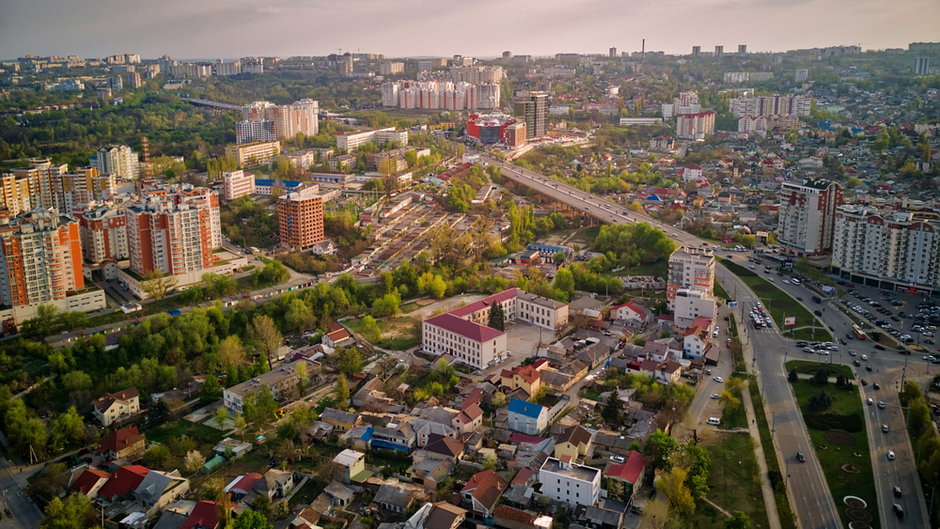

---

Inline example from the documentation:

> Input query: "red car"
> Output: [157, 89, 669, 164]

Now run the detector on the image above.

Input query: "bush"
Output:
[804, 413, 863, 433]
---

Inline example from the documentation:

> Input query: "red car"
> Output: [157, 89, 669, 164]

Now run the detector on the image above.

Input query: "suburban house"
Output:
[97, 426, 145, 460]
[69, 468, 110, 498]
[134, 470, 189, 513]
[609, 301, 651, 325]
[604, 451, 647, 504]
[409, 455, 454, 490]
[507, 398, 549, 435]
[97, 465, 150, 501]
[371, 422, 417, 452]
[493, 505, 554, 529]
[682, 317, 714, 361]
[92, 388, 140, 427]
[320, 408, 363, 432]
[554, 425, 593, 463]
[405, 501, 468, 529]
[323, 323, 355, 349]
[538, 456, 601, 507]
[257, 469, 295, 499]
[373, 484, 416, 514]
[500, 360, 548, 396]
[332, 449, 369, 484]
[461, 469, 508, 517]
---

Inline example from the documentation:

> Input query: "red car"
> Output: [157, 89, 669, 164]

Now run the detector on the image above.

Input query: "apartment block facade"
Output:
[276, 187, 325, 250]
[538, 457, 601, 507]
[667, 246, 715, 310]
[729, 95, 813, 118]
[676, 111, 716, 140]
[237, 99, 318, 144]
[225, 141, 281, 167]
[75, 203, 129, 264]
[778, 179, 843, 257]
[222, 170, 256, 201]
[0, 210, 84, 308]
[832, 204, 940, 290]
[92, 145, 140, 180]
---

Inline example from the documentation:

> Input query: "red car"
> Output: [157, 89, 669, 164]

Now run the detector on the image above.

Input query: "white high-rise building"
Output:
[676, 111, 715, 140]
[832, 204, 940, 290]
[667, 246, 715, 310]
[238, 99, 318, 143]
[778, 179, 843, 257]
[92, 145, 140, 180]
[380, 81, 500, 110]
[729, 95, 812, 118]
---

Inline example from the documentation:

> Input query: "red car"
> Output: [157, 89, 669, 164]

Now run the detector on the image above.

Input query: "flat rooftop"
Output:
[540, 457, 599, 482]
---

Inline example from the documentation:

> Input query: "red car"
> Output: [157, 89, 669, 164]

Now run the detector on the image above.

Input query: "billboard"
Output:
[784, 316, 796, 327]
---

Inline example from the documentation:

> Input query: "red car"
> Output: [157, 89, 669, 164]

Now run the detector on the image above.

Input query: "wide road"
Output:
[488, 156, 847, 529]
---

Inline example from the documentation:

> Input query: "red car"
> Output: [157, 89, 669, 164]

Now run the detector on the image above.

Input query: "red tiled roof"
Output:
[508, 433, 544, 445]
[229, 472, 262, 494]
[606, 451, 646, 484]
[459, 403, 484, 422]
[449, 288, 519, 318]
[98, 426, 144, 455]
[70, 469, 110, 495]
[180, 500, 223, 529]
[494, 505, 537, 524]
[461, 469, 507, 511]
[93, 387, 139, 413]
[97, 465, 149, 499]
[511, 467, 536, 485]
[425, 313, 504, 342]
[502, 364, 540, 385]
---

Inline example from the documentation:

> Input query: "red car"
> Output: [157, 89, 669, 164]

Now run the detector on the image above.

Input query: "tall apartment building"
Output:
[667, 246, 715, 310]
[59, 167, 116, 213]
[729, 95, 812, 118]
[124, 184, 221, 276]
[213, 60, 242, 76]
[778, 179, 843, 257]
[794, 68, 809, 82]
[676, 111, 716, 140]
[692, 46, 701, 56]
[221, 170, 255, 201]
[225, 141, 281, 167]
[237, 100, 318, 144]
[738, 44, 747, 54]
[914, 57, 931, 76]
[0, 210, 84, 308]
[277, 187, 325, 250]
[380, 62, 404, 75]
[450, 65, 504, 84]
[9, 160, 115, 214]
[661, 92, 700, 119]
[832, 204, 940, 291]
[381, 81, 501, 110]
[75, 203, 129, 264]
[12, 159, 68, 211]
[92, 145, 140, 180]
[0, 172, 34, 216]
[514, 91, 548, 139]
[714, 45, 724, 57]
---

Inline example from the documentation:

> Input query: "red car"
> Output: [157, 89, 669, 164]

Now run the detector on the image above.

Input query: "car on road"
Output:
[887, 450, 896, 460]
[848, 350, 856, 356]
[713, 376, 724, 383]
[861, 354, 868, 360]
[866, 398, 874, 405]
[813, 310, 823, 316]
[853, 360, 861, 366]
[878, 400, 886, 409]
[882, 424, 889, 432]
[866, 365, 873, 371]
[710, 393, 720, 399]
[796, 451, 806, 463]
[874, 344, 886, 351]
[893, 504, 904, 518]
[893, 485, 902, 497]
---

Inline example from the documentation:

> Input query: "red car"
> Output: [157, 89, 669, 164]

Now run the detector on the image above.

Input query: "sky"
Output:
[1, 0, 938, 60]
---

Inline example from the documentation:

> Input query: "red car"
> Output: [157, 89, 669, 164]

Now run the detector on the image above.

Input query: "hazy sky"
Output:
[1, 0, 938, 60]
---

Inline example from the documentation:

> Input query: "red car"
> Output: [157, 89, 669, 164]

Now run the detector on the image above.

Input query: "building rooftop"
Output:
[508, 398, 545, 419]
[224, 361, 300, 399]
[332, 449, 365, 467]
[425, 313, 504, 342]
[540, 457, 600, 483]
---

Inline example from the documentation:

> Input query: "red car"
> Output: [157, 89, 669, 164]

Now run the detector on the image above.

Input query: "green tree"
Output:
[233, 509, 273, 529]
[284, 298, 315, 332]
[337, 347, 363, 376]
[218, 335, 248, 368]
[553, 267, 575, 299]
[601, 391, 623, 425]
[144, 445, 171, 467]
[360, 316, 381, 343]
[40, 493, 96, 529]
[243, 386, 278, 427]
[657, 466, 695, 515]
[487, 303, 506, 332]
[49, 406, 85, 451]
[643, 430, 678, 471]
[491, 391, 508, 408]
[371, 292, 400, 317]
[141, 270, 178, 300]
[202, 373, 223, 402]
[336, 374, 350, 404]
[249, 314, 282, 370]
[725, 511, 753, 529]
[214, 406, 229, 432]
[788, 369, 798, 383]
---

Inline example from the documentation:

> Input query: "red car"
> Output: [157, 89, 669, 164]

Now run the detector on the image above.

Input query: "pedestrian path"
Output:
[741, 381, 783, 529]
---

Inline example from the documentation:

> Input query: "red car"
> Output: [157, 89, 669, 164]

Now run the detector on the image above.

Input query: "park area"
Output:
[721, 260, 831, 342]
[785, 361, 879, 529]
[688, 431, 771, 529]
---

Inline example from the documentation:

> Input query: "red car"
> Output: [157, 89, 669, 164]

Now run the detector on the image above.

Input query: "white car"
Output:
[713, 376, 724, 383]
[861, 354, 868, 360]
[710, 393, 720, 399]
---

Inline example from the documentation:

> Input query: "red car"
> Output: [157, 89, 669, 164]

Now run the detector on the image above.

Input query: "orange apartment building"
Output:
[277, 187, 325, 250]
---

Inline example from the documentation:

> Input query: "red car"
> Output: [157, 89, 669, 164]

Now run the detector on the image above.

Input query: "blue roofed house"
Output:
[507, 398, 549, 435]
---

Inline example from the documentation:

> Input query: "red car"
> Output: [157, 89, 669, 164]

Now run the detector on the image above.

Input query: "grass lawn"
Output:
[715, 280, 730, 301]
[147, 420, 225, 447]
[721, 260, 831, 342]
[617, 260, 668, 278]
[347, 316, 421, 350]
[687, 432, 770, 529]
[788, 377, 879, 529]
[785, 361, 854, 379]
[749, 381, 797, 529]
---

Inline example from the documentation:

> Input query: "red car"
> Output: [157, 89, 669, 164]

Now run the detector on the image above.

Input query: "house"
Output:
[97, 465, 150, 501]
[643, 338, 681, 363]
[609, 302, 651, 325]
[411, 417, 458, 447]
[92, 387, 140, 427]
[424, 433, 465, 461]
[507, 398, 549, 435]
[682, 317, 714, 361]
[453, 403, 484, 435]
[352, 377, 397, 412]
[290, 507, 322, 529]
[538, 456, 601, 507]
[320, 408, 362, 432]
[681, 165, 703, 181]
[180, 500, 224, 529]
[461, 469, 508, 517]
[69, 468, 110, 498]
[135, 470, 189, 512]
[224, 472, 262, 501]
[258, 469, 295, 499]
[604, 451, 646, 504]
[323, 323, 355, 349]
[332, 449, 369, 484]
[372, 422, 417, 452]
[500, 363, 544, 396]
[554, 425, 592, 462]
[576, 504, 625, 529]
[324, 481, 355, 507]
[404, 501, 467, 529]
[373, 483, 416, 514]
[409, 456, 454, 490]
[98, 426, 145, 460]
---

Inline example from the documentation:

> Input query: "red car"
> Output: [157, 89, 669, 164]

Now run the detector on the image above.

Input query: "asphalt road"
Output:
[489, 156, 932, 528]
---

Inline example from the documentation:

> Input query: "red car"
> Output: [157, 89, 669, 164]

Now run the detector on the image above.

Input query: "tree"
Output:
[50, 406, 85, 451]
[250, 315, 282, 370]
[643, 430, 678, 471]
[218, 335, 248, 368]
[487, 302, 506, 332]
[336, 374, 350, 404]
[234, 413, 248, 441]
[657, 466, 695, 514]
[719, 391, 742, 416]
[529, 385, 548, 404]
[808, 391, 834, 412]
[141, 270, 178, 300]
[214, 406, 229, 432]
[553, 267, 575, 299]
[371, 292, 400, 317]
[788, 368, 798, 383]
[184, 450, 206, 473]
[601, 391, 624, 425]
[202, 373, 222, 402]
[483, 454, 498, 470]
[296, 361, 309, 396]
[725, 511, 753, 529]
[811, 368, 830, 386]
[491, 391, 508, 408]
[360, 315, 381, 342]
[145, 445, 171, 467]
[40, 493, 96, 529]
[243, 386, 278, 427]
[337, 347, 363, 376]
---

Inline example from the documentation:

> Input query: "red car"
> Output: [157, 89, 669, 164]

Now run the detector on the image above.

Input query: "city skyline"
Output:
[1, 0, 938, 59]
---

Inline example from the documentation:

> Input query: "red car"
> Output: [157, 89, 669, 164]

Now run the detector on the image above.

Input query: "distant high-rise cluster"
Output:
[236, 99, 319, 144]
[381, 81, 500, 110]
[914, 57, 931, 76]
[662, 92, 715, 140]
[5, 158, 117, 215]
[730, 95, 812, 118]
[448, 65, 504, 84]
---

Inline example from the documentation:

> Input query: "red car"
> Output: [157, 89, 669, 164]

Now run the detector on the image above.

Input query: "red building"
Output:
[277, 187, 325, 250]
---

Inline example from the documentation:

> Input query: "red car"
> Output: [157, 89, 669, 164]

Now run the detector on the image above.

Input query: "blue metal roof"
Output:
[527, 244, 567, 252]
[254, 179, 304, 188]
[508, 398, 545, 419]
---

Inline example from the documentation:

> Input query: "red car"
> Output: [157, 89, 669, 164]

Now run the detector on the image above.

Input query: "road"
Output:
[0, 432, 42, 529]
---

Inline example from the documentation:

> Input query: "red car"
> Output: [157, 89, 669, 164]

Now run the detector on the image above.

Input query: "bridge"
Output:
[181, 97, 242, 112]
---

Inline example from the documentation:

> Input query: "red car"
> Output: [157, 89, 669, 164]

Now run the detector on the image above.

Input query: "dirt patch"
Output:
[841, 464, 860, 473]
[824, 430, 855, 446]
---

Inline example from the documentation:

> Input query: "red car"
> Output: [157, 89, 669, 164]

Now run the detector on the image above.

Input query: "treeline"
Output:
[900, 381, 940, 528]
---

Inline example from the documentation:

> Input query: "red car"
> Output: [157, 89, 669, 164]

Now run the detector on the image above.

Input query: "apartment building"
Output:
[11, 159, 68, 211]
[124, 184, 221, 276]
[515, 290, 569, 330]
[336, 128, 408, 153]
[75, 203, 129, 264]
[221, 170, 255, 201]
[225, 141, 281, 167]
[729, 95, 813, 118]
[667, 246, 715, 310]
[92, 145, 139, 180]
[538, 457, 601, 507]
[59, 167, 116, 213]
[514, 91, 548, 139]
[237, 99, 318, 143]
[673, 288, 717, 328]
[676, 111, 716, 140]
[450, 65, 504, 84]
[832, 204, 940, 291]
[0, 172, 34, 216]
[380, 62, 404, 75]
[223, 361, 302, 413]
[0, 210, 84, 308]
[277, 187, 325, 250]
[778, 179, 843, 257]
[381, 81, 501, 111]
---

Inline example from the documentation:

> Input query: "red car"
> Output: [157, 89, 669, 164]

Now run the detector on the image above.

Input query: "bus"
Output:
[852, 324, 869, 340]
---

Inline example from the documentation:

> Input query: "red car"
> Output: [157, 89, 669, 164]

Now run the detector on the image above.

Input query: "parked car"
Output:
[796, 451, 806, 463]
